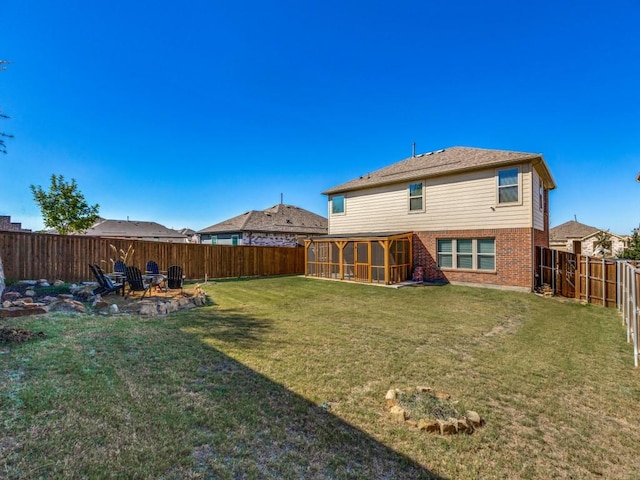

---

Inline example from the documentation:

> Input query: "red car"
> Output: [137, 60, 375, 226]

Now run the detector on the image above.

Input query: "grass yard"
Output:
[1, 276, 639, 479]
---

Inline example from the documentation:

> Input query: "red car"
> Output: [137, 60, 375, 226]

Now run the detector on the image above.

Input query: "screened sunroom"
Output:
[304, 232, 413, 285]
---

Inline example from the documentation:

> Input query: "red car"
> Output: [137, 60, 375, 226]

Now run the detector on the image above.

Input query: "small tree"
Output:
[30, 174, 100, 235]
[592, 230, 613, 257]
[1, 60, 13, 154]
[619, 229, 640, 261]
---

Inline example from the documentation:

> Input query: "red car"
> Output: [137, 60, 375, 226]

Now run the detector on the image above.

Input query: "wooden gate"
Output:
[557, 251, 576, 298]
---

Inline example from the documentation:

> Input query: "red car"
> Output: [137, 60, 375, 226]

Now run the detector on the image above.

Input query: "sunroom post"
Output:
[336, 241, 346, 280]
[381, 240, 390, 284]
[368, 241, 373, 283]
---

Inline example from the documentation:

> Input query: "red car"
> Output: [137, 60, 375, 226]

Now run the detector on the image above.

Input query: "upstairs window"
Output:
[409, 182, 424, 211]
[497, 168, 519, 204]
[332, 195, 345, 215]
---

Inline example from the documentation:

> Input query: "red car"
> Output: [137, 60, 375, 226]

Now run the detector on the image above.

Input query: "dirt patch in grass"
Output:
[0, 327, 45, 343]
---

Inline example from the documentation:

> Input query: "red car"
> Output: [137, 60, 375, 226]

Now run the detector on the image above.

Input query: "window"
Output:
[409, 182, 424, 211]
[437, 239, 453, 268]
[497, 168, 519, 204]
[437, 238, 495, 270]
[539, 185, 544, 211]
[332, 195, 345, 214]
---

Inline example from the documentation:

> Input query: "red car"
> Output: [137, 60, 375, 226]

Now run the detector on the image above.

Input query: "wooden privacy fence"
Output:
[537, 246, 640, 366]
[536, 247, 621, 307]
[0, 231, 305, 283]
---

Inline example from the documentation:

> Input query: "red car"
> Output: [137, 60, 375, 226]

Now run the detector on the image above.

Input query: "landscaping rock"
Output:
[416, 386, 433, 393]
[2, 292, 21, 301]
[139, 302, 159, 316]
[435, 392, 451, 400]
[108, 304, 118, 314]
[48, 299, 85, 314]
[390, 405, 407, 423]
[456, 417, 473, 434]
[465, 410, 484, 428]
[0, 306, 48, 318]
[417, 418, 440, 433]
[25, 289, 36, 297]
[53, 280, 65, 287]
[440, 420, 457, 435]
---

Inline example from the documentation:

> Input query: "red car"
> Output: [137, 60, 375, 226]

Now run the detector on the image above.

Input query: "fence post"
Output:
[551, 249, 556, 293]
[632, 268, 638, 368]
[602, 258, 606, 306]
[585, 256, 590, 303]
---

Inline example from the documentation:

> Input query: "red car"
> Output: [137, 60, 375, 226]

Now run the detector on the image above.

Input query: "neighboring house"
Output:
[307, 146, 556, 290]
[198, 203, 328, 247]
[0, 215, 31, 232]
[76, 218, 190, 242]
[177, 228, 200, 244]
[550, 220, 627, 256]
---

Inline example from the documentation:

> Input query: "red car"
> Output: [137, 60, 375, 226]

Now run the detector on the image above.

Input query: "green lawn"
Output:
[1, 276, 639, 479]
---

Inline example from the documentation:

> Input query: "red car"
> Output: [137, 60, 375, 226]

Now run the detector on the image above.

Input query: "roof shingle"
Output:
[198, 204, 328, 235]
[322, 146, 555, 195]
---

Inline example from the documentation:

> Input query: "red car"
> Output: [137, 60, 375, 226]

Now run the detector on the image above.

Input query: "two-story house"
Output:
[305, 146, 556, 290]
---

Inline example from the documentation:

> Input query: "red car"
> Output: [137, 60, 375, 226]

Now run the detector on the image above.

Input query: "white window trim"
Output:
[496, 166, 522, 207]
[331, 194, 346, 216]
[408, 181, 425, 213]
[437, 238, 496, 271]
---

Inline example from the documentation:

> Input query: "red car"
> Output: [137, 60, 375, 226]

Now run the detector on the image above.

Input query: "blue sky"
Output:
[2, 0, 639, 234]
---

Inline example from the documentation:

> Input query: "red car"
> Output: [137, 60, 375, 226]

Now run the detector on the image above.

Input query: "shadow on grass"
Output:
[182, 308, 274, 348]
[177, 310, 443, 479]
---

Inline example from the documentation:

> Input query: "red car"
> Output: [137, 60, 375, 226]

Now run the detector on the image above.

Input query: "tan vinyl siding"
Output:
[533, 169, 544, 231]
[328, 164, 533, 235]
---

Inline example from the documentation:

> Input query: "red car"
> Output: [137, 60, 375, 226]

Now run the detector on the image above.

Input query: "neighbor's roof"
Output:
[549, 220, 601, 243]
[322, 146, 556, 195]
[80, 219, 188, 239]
[198, 204, 328, 235]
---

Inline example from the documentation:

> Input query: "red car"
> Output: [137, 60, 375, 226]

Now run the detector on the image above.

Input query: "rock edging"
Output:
[385, 386, 485, 435]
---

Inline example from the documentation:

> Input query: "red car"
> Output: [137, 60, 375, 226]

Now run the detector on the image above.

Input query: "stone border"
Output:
[1, 281, 208, 318]
[385, 386, 485, 435]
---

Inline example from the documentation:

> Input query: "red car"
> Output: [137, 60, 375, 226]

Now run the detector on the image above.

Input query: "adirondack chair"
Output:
[89, 264, 124, 296]
[146, 260, 159, 274]
[113, 260, 127, 280]
[166, 265, 184, 294]
[125, 265, 151, 299]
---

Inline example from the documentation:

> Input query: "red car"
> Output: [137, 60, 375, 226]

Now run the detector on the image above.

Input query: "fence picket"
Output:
[0, 231, 305, 282]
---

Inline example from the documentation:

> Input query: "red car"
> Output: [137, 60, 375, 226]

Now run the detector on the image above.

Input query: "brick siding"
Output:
[413, 228, 538, 290]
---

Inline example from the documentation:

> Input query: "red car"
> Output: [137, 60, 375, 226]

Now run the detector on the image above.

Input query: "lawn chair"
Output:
[146, 260, 159, 274]
[125, 265, 151, 299]
[166, 265, 184, 294]
[89, 264, 124, 296]
[113, 260, 127, 279]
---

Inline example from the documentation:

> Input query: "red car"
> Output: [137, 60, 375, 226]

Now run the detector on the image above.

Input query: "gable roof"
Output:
[80, 219, 188, 239]
[549, 220, 601, 243]
[198, 204, 328, 235]
[322, 146, 556, 195]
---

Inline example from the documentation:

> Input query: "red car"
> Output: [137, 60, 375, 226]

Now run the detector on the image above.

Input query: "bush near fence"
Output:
[0, 231, 305, 283]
